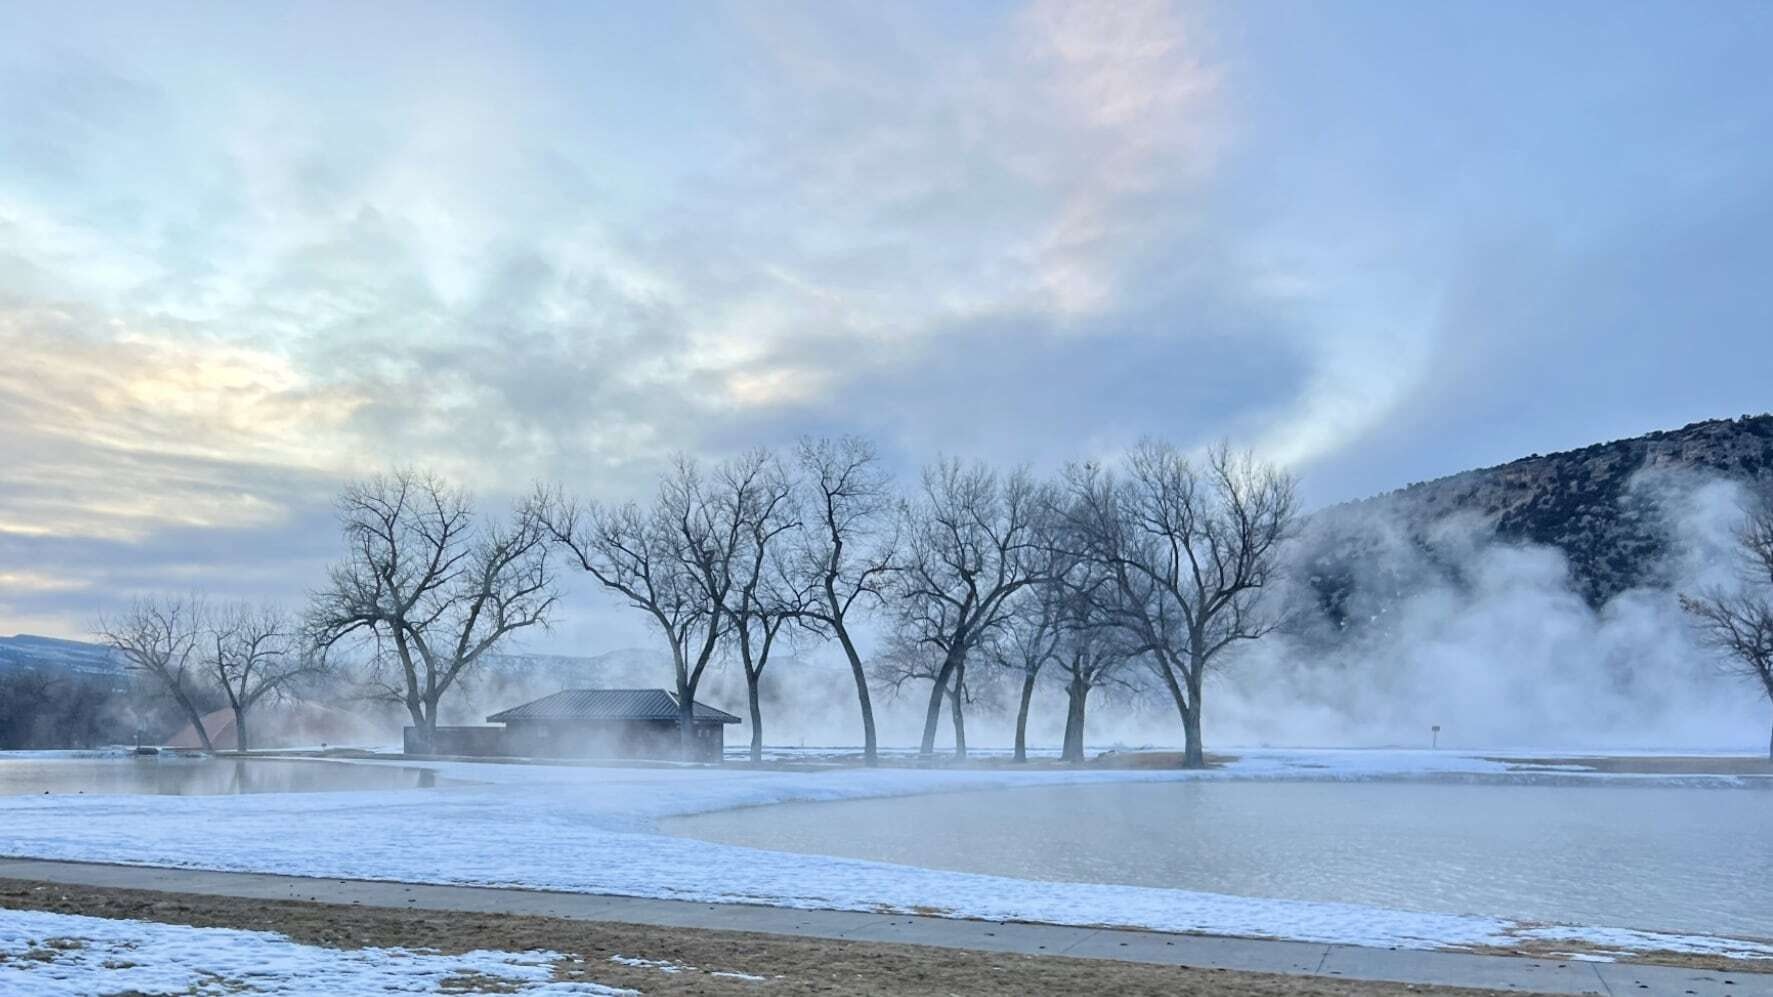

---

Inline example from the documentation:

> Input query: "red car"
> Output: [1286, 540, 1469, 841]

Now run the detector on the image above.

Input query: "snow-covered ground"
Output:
[0, 748, 1768, 962]
[0, 907, 633, 995]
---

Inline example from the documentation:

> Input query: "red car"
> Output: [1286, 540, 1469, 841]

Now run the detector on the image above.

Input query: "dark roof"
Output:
[487, 689, 741, 724]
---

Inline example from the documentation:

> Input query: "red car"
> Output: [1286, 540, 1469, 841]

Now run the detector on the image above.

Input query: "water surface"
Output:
[0, 756, 450, 796]
[667, 779, 1773, 938]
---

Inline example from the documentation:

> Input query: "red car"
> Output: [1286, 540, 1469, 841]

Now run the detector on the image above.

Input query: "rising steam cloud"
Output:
[1212, 469, 1765, 751]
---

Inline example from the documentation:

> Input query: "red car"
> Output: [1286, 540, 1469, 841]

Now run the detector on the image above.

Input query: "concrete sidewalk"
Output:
[1, 856, 1768, 997]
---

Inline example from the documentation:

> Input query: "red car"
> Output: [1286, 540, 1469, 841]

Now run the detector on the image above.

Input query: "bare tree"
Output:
[1062, 442, 1297, 768]
[1681, 487, 1773, 760]
[204, 604, 324, 752]
[1049, 574, 1140, 764]
[95, 595, 215, 751]
[546, 452, 772, 759]
[722, 452, 804, 763]
[869, 633, 968, 753]
[544, 494, 709, 758]
[793, 436, 897, 766]
[990, 550, 1139, 765]
[896, 459, 1056, 759]
[308, 471, 556, 753]
[987, 591, 1063, 764]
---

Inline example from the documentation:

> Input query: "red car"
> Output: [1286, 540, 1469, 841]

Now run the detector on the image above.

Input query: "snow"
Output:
[0, 907, 633, 995]
[609, 953, 766, 982]
[0, 747, 1768, 964]
[609, 954, 687, 973]
[0, 748, 131, 760]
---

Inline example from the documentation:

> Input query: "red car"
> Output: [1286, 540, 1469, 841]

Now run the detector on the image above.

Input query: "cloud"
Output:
[0, 0, 1235, 506]
[3, 0, 1771, 663]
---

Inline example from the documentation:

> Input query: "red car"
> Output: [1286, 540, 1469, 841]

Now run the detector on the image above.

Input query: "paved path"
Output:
[1, 857, 1768, 996]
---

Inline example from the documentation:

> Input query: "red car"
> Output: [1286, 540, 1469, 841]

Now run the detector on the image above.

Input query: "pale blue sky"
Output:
[2, 1, 1769, 647]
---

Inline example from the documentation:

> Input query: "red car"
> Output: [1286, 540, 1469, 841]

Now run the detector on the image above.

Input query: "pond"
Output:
[665, 779, 1773, 938]
[0, 756, 452, 796]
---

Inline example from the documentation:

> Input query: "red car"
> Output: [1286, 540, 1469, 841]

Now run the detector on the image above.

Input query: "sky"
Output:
[3, 0, 1771, 650]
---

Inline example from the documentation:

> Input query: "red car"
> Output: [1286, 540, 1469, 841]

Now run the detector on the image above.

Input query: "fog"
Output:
[1214, 469, 1764, 751]
[442, 469, 1768, 755]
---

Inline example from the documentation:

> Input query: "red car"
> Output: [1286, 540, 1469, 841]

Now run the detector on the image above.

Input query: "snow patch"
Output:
[0, 907, 634, 995]
[610, 953, 767, 981]
[609, 953, 688, 973]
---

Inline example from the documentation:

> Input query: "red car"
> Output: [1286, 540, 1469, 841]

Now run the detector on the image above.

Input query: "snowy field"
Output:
[0, 748, 1769, 963]
[0, 906, 633, 995]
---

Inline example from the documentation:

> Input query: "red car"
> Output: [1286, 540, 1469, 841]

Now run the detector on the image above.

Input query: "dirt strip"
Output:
[0, 878, 1548, 997]
[1483, 755, 1773, 776]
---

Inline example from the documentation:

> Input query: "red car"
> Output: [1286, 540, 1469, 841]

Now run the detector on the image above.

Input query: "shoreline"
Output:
[2, 748, 1769, 969]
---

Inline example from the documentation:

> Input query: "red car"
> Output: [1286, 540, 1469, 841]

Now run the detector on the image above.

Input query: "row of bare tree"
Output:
[100, 437, 1300, 766]
[95, 600, 319, 751]
[872, 444, 1297, 768]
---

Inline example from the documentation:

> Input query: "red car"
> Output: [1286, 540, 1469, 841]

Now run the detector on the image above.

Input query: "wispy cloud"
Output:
[2, 1, 1770, 641]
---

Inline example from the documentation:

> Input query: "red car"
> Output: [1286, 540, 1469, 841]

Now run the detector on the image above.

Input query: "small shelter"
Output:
[419, 689, 740, 762]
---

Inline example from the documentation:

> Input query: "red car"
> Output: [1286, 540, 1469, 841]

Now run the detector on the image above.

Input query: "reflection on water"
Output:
[666, 779, 1773, 938]
[0, 757, 449, 796]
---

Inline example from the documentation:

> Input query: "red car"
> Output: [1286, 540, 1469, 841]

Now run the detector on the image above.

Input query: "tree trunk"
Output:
[1180, 664, 1205, 769]
[918, 648, 962, 756]
[171, 686, 214, 752]
[677, 680, 697, 761]
[1764, 678, 1773, 762]
[1013, 670, 1038, 763]
[1153, 655, 1193, 766]
[835, 625, 878, 767]
[1061, 679, 1087, 763]
[232, 705, 249, 753]
[1180, 642, 1208, 769]
[1181, 704, 1204, 769]
[395, 634, 429, 752]
[403, 699, 429, 754]
[949, 672, 967, 760]
[746, 672, 764, 764]
[421, 698, 440, 754]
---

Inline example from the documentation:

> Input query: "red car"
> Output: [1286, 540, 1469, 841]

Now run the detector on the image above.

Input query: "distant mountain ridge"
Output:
[1306, 414, 1773, 626]
[0, 634, 122, 676]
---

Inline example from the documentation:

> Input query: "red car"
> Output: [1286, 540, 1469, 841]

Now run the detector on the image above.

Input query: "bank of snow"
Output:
[0, 748, 1767, 963]
[0, 907, 631, 995]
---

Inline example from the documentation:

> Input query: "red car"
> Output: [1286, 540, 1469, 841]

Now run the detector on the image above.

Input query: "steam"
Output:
[1212, 469, 1764, 751]
[362, 469, 1768, 756]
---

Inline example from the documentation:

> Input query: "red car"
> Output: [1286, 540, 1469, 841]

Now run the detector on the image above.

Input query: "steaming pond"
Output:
[665, 779, 1773, 938]
[0, 756, 451, 796]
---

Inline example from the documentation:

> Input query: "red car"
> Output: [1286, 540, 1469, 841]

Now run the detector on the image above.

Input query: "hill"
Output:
[0, 634, 122, 676]
[1302, 414, 1773, 631]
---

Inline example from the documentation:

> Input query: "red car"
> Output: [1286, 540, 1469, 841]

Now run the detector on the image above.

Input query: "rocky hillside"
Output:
[1303, 414, 1773, 631]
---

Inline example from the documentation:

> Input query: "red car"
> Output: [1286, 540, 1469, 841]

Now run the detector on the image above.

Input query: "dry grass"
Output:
[0, 878, 1542, 997]
[1455, 938, 1770, 976]
[1484, 755, 1773, 776]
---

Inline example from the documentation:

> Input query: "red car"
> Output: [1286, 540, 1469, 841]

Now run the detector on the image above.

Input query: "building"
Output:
[414, 689, 741, 762]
